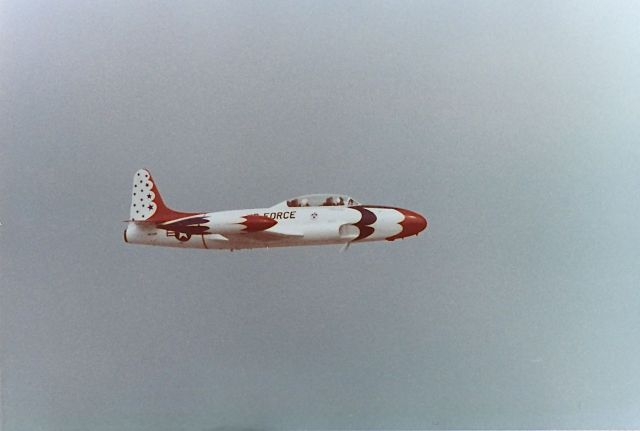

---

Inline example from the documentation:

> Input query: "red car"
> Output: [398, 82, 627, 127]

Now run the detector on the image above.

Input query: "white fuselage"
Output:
[123, 169, 427, 251]
[125, 205, 409, 250]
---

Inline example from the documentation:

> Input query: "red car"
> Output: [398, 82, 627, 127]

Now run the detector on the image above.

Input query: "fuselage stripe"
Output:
[352, 206, 377, 241]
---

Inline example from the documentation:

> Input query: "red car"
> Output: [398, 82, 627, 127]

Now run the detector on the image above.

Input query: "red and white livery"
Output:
[124, 169, 427, 251]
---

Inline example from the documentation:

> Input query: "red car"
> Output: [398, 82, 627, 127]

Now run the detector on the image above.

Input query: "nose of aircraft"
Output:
[386, 208, 427, 240]
[402, 209, 427, 236]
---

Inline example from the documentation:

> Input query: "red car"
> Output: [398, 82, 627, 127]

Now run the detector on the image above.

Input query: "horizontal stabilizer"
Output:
[159, 216, 210, 235]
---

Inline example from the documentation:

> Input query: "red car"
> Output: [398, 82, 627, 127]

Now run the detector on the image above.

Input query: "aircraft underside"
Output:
[125, 226, 356, 250]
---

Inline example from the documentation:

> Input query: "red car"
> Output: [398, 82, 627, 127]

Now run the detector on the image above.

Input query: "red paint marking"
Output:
[144, 169, 200, 222]
[386, 208, 428, 241]
[159, 216, 210, 235]
[351, 206, 377, 241]
[241, 214, 278, 232]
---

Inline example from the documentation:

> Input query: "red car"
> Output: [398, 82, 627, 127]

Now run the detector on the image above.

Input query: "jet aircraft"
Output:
[124, 169, 427, 251]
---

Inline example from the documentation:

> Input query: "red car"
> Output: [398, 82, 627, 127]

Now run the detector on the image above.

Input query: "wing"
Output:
[222, 225, 304, 242]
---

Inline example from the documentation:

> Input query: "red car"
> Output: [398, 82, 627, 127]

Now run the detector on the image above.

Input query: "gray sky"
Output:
[2, 1, 640, 430]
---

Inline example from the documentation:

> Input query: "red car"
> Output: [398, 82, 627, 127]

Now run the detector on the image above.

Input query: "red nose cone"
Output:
[386, 208, 428, 241]
[241, 214, 278, 232]
[401, 210, 427, 236]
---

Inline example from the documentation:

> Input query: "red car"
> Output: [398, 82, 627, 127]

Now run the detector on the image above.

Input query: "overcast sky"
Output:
[2, 1, 640, 430]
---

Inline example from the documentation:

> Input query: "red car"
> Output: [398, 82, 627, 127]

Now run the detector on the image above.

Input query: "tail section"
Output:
[129, 168, 198, 222]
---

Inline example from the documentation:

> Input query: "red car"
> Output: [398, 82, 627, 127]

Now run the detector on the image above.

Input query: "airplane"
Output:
[123, 169, 427, 251]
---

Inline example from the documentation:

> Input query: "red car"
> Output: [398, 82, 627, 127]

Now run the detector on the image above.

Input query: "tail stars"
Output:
[130, 169, 157, 221]
[129, 168, 199, 222]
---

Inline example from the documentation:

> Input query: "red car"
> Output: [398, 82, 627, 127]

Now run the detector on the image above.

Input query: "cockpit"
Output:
[283, 194, 361, 208]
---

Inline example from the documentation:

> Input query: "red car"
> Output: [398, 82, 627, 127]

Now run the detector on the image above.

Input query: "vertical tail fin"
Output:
[129, 169, 198, 222]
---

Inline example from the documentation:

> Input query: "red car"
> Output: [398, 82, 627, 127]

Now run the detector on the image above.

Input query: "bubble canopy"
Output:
[277, 194, 361, 208]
